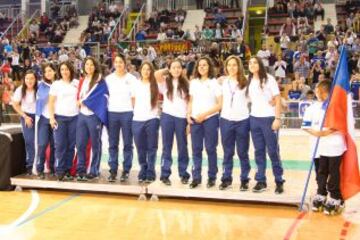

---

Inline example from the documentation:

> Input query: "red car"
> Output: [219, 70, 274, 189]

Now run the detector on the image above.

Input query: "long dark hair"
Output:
[140, 61, 159, 109]
[58, 61, 75, 81]
[83, 56, 102, 91]
[166, 59, 189, 102]
[224, 55, 247, 89]
[21, 70, 38, 99]
[42, 63, 58, 84]
[192, 56, 216, 79]
[246, 56, 268, 96]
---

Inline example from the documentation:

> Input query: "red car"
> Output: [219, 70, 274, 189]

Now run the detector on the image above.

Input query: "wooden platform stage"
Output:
[10, 169, 312, 210]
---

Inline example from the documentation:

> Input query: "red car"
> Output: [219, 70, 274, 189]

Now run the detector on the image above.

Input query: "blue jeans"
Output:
[250, 116, 284, 183]
[132, 118, 160, 180]
[220, 117, 250, 182]
[53, 115, 77, 175]
[107, 111, 133, 174]
[20, 113, 35, 170]
[160, 113, 190, 179]
[36, 116, 55, 173]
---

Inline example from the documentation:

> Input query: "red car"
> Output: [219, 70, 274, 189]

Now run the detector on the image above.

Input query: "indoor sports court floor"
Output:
[1, 127, 360, 240]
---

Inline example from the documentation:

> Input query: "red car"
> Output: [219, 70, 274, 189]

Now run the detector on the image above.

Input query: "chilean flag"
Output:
[69, 77, 109, 176]
[324, 47, 360, 200]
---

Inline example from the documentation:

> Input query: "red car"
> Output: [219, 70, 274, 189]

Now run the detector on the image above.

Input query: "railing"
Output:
[1, 12, 23, 40]
[264, 0, 270, 28]
[107, 7, 129, 45]
[153, 0, 190, 10]
[0, 4, 21, 19]
[16, 9, 40, 42]
[126, 4, 146, 41]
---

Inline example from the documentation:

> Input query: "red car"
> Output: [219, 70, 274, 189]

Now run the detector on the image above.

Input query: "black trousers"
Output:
[317, 155, 343, 200]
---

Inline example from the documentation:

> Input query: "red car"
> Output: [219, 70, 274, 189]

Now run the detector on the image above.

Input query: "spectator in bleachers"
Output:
[287, 0, 296, 18]
[348, 53, 358, 74]
[324, 18, 335, 34]
[274, 55, 287, 84]
[214, 9, 227, 27]
[202, 25, 214, 40]
[294, 54, 310, 80]
[350, 72, 360, 100]
[256, 43, 271, 70]
[234, 14, 244, 30]
[10, 49, 21, 81]
[280, 18, 296, 37]
[280, 32, 290, 51]
[29, 20, 40, 38]
[214, 23, 223, 40]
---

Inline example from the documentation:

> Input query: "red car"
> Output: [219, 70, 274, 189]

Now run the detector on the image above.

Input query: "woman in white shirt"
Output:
[132, 61, 160, 183]
[106, 54, 137, 182]
[155, 59, 190, 186]
[218, 56, 250, 191]
[246, 56, 284, 194]
[76, 56, 106, 181]
[36, 63, 57, 179]
[48, 61, 79, 181]
[12, 70, 38, 175]
[187, 56, 222, 189]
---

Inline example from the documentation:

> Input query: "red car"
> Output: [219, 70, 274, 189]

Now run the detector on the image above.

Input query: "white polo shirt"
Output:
[106, 72, 136, 113]
[220, 77, 249, 121]
[248, 74, 280, 117]
[302, 101, 347, 157]
[49, 79, 79, 117]
[78, 78, 94, 116]
[158, 80, 188, 119]
[12, 86, 36, 114]
[189, 78, 222, 119]
[132, 79, 159, 121]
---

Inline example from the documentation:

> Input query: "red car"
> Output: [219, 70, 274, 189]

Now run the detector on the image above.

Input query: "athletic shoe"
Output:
[207, 179, 216, 188]
[26, 168, 33, 176]
[119, 171, 129, 183]
[312, 194, 326, 212]
[108, 172, 117, 182]
[324, 198, 344, 215]
[161, 177, 171, 186]
[57, 173, 65, 181]
[64, 172, 74, 181]
[219, 181, 232, 190]
[252, 182, 267, 193]
[38, 172, 45, 180]
[189, 180, 201, 189]
[275, 182, 284, 194]
[145, 177, 155, 184]
[77, 174, 87, 182]
[180, 176, 189, 184]
[86, 174, 98, 180]
[239, 181, 249, 191]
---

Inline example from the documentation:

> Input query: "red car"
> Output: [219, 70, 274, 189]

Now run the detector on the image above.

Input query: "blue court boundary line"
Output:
[16, 194, 80, 228]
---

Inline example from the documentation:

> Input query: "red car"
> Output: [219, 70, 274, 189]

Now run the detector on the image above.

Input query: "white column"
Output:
[21, 0, 29, 22]
[124, 0, 131, 8]
[146, 0, 152, 19]
[242, 0, 248, 16]
[41, 0, 46, 14]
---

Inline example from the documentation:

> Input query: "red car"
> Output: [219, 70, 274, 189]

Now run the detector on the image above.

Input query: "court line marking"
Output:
[0, 190, 40, 236]
[16, 193, 80, 227]
[283, 211, 307, 240]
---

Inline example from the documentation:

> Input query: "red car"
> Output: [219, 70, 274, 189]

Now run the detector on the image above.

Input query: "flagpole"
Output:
[298, 45, 346, 211]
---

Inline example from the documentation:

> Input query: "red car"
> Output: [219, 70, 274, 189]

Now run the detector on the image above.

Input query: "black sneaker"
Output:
[77, 174, 87, 182]
[64, 172, 74, 181]
[324, 198, 344, 215]
[38, 172, 45, 180]
[161, 177, 171, 186]
[120, 171, 129, 182]
[138, 178, 146, 184]
[26, 168, 33, 176]
[189, 180, 201, 189]
[145, 177, 155, 184]
[219, 181, 232, 190]
[86, 174, 98, 180]
[57, 173, 65, 181]
[180, 176, 189, 184]
[108, 172, 117, 182]
[275, 182, 284, 194]
[252, 182, 267, 193]
[312, 194, 326, 212]
[240, 181, 249, 191]
[207, 179, 216, 188]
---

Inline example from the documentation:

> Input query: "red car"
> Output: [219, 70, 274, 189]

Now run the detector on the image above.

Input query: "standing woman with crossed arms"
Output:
[155, 59, 191, 185]
[187, 56, 222, 189]
[246, 56, 285, 194]
[48, 61, 79, 181]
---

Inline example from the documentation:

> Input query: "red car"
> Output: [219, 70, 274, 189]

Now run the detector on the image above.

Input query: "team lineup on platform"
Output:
[12, 52, 347, 214]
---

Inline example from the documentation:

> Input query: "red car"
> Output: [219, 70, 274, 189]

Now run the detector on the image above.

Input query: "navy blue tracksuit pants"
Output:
[54, 115, 77, 175]
[36, 116, 55, 173]
[220, 117, 250, 183]
[160, 113, 190, 179]
[132, 118, 160, 180]
[190, 114, 219, 182]
[76, 113, 103, 176]
[20, 113, 35, 170]
[250, 116, 284, 183]
[107, 111, 133, 174]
